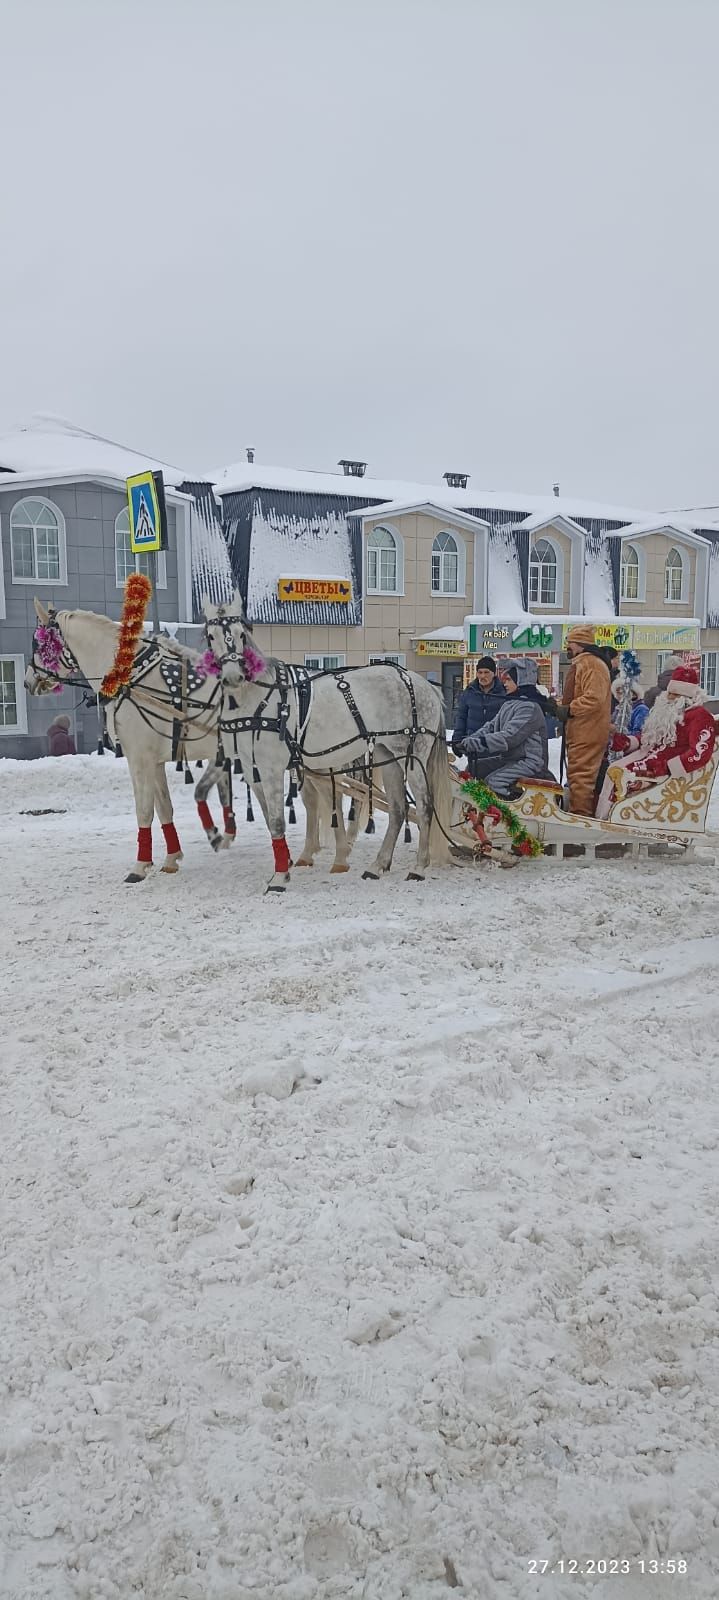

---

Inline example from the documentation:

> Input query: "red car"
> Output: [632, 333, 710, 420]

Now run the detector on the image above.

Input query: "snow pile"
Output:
[248, 498, 357, 621]
[487, 525, 526, 616]
[2, 756, 719, 1598]
[189, 498, 234, 610]
[583, 537, 617, 618]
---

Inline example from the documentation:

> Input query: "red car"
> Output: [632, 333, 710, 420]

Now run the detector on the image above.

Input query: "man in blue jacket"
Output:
[452, 656, 506, 774]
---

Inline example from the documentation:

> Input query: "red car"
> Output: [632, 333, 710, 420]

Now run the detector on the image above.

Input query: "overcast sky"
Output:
[1, 0, 717, 508]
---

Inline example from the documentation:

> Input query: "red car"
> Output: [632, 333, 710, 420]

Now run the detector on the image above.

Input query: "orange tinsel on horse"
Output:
[100, 573, 153, 699]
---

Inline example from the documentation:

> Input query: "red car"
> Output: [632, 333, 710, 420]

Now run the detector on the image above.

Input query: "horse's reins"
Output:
[209, 615, 453, 842]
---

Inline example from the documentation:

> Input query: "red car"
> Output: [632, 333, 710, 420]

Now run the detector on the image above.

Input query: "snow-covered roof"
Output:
[0, 414, 191, 489]
[412, 625, 465, 641]
[210, 459, 649, 525]
[515, 510, 587, 539]
[347, 499, 490, 534]
[604, 518, 711, 547]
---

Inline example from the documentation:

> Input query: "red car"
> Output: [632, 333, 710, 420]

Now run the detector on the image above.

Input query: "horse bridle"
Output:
[204, 611, 253, 674]
[31, 611, 85, 688]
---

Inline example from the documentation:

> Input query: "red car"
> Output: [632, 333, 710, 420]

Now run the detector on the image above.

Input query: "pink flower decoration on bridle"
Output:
[242, 645, 266, 681]
[195, 644, 266, 682]
[35, 625, 64, 673]
[195, 649, 221, 680]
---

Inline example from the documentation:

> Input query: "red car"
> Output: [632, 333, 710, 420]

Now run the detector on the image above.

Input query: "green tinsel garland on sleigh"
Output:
[460, 778, 544, 859]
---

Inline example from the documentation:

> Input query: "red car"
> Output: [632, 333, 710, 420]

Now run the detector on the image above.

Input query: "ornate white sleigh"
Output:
[449, 743, 719, 862]
[330, 736, 719, 864]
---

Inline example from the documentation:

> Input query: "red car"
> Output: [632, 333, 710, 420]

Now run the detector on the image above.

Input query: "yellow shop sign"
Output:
[278, 578, 352, 603]
[415, 638, 466, 658]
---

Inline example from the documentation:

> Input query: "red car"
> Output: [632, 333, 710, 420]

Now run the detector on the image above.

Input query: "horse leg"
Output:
[362, 757, 404, 881]
[329, 789, 352, 873]
[216, 766, 237, 845]
[406, 763, 433, 881]
[195, 762, 228, 853]
[154, 766, 184, 873]
[264, 776, 292, 892]
[126, 763, 156, 883]
[296, 775, 321, 867]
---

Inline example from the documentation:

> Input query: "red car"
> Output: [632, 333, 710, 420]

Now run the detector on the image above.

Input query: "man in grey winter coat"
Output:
[459, 659, 552, 796]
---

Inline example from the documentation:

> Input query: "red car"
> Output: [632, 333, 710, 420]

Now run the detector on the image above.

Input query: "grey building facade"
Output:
[0, 471, 197, 757]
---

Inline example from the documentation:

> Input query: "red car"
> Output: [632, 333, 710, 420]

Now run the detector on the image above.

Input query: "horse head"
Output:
[25, 598, 77, 696]
[203, 590, 267, 688]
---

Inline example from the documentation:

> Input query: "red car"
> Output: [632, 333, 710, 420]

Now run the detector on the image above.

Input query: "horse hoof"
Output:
[330, 864, 350, 873]
[406, 871, 425, 882]
[362, 870, 380, 881]
[295, 858, 313, 867]
[125, 870, 150, 884]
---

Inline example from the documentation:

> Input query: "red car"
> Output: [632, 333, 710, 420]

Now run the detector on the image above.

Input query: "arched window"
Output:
[529, 538, 558, 606]
[620, 542, 640, 600]
[10, 497, 66, 584]
[114, 507, 167, 588]
[665, 546, 684, 602]
[367, 525, 403, 594]
[431, 531, 463, 595]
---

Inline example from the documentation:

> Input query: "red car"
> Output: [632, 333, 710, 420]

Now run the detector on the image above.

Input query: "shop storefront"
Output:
[462, 618, 702, 695]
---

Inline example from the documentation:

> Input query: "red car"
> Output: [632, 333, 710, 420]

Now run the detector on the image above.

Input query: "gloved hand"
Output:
[553, 704, 570, 724]
[609, 730, 631, 753]
[451, 736, 466, 757]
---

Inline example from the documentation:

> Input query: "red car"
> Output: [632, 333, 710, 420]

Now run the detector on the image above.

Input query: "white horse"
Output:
[204, 592, 453, 891]
[25, 600, 363, 882]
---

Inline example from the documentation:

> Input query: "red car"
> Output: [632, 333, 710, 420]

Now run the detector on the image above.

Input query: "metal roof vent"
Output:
[443, 471, 469, 489]
[246, 447, 255, 463]
[339, 459, 367, 478]
[553, 481, 560, 497]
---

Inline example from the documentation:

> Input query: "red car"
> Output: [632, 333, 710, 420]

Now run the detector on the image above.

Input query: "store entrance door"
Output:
[441, 661, 465, 729]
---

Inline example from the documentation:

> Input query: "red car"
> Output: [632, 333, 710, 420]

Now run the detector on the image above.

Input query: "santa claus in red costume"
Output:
[596, 664, 717, 819]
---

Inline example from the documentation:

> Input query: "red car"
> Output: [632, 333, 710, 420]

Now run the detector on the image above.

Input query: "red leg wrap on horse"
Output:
[272, 837, 291, 873]
[137, 826, 153, 863]
[162, 822, 181, 856]
[223, 806, 237, 835]
[197, 800, 214, 832]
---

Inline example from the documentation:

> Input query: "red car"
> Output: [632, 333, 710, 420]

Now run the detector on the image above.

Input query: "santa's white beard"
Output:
[641, 692, 690, 751]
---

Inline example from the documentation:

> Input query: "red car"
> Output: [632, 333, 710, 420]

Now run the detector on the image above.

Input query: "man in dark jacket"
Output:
[452, 657, 505, 774]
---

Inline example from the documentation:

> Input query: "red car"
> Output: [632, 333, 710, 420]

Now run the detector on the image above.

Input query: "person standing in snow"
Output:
[596, 664, 717, 818]
[546, 625, 612, 815]
[451, 657, 505, 775]
[47, 714, 76, 757]
[458, 659, 552, 797]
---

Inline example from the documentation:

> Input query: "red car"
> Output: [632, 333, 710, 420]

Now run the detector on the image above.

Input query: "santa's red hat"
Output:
[667, 664, 704, 700]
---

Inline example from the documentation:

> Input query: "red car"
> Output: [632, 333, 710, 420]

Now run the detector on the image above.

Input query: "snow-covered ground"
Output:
[2, 756, 719, 1599]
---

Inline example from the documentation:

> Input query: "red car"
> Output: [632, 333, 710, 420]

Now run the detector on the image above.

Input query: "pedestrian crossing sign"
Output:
[126, 470, 165, 554]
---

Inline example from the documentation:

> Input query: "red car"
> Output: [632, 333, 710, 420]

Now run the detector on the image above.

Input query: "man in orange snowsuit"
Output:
[554, 624, 612, 815]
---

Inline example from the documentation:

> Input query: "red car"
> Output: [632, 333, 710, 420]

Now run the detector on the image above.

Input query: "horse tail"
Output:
[427, 733, 453, 864]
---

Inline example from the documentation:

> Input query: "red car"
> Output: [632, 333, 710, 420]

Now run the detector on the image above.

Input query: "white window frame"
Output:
[664, 546, 686, 603]
[620, 541, 646, 602]
[10, 497, 67, 586]
[115, 507, 167, 588]
[0, 654, 28, 735]
[701, 651, 718, 698]
[304, 653, 346, 672]
[368, 652, 406, 666]
[528, 536, 563, 608]
[431, 530, 466, 597]
[366, 525, 404, 596]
